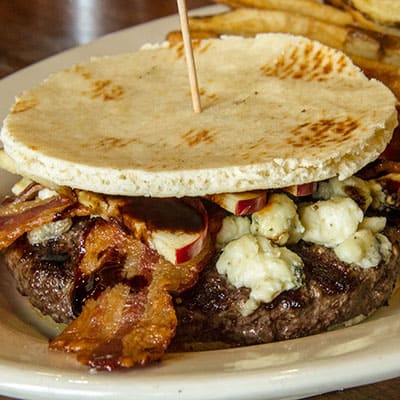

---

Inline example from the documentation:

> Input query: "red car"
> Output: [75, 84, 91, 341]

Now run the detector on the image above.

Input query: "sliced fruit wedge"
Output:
[283, 182, 317, 197]
[151, 229, 206, 265]
[207, 190, 267, 215]
[120, 197, 208, 265]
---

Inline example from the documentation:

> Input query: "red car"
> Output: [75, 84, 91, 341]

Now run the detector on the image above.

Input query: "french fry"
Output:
[213, 0, 354, 26]
[166, 30, 219, 46]
[189, 9, 346, 48]
[326, 0, 400, 33]
[188, 8, 400, 66]
[213, 0, 400, 37]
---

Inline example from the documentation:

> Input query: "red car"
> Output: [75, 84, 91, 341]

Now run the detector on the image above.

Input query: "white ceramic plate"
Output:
[1, 5, 400, 400]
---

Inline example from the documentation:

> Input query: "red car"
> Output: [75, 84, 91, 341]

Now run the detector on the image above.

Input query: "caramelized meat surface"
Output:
[172, 221, 400, 349]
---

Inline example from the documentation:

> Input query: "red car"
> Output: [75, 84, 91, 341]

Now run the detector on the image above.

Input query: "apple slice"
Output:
[207, 191, 267, 215]
[283, 182, 317, 197]
[151, 198, 208, 264]
[120, 197, 208, 264]
[151, 229, 206, 265]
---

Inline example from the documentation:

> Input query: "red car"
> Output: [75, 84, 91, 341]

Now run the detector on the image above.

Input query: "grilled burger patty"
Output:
[3, 218, 89, 324]
[173, 219, 400, 349]
[3, 211, 400, 347]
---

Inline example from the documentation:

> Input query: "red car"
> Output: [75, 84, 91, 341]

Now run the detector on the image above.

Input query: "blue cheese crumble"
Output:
[300, 197, 363, 247]
[250, 193, 304, 245]
[216, 234, 303, 316]
[215, 176, 392, 315]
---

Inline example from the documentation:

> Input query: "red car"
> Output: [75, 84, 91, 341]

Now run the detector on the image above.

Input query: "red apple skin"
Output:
[208, 191, 267, 215]
[235, 193, 267, 215]
[173, 200, 209, 264]
[283, 182, 317, 197]
[174, 228, 208, 264]
[122, 197, 208, 264]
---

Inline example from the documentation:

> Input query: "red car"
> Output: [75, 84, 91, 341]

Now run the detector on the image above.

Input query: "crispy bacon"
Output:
[0, 182, 211, 368]
[0, 195, 75, 249]
[50, 219, 212, 370]
[50, 283, 176, 369]
[1, 181, 44, 206]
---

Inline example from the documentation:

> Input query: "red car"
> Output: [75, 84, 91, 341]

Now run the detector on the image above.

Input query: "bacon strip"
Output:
[0, 195, 75, 249]
[0, 183, 211, 368]
[50, 283, 176, 369]
[1, 182, 43, 206]
[50, 219, 211, 370]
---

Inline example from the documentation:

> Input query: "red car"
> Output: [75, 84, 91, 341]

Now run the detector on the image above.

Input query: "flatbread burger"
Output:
[0, 34, 399, 370]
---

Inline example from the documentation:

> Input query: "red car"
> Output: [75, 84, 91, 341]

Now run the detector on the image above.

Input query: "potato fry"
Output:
[189, 9, 347, 48]
[166, 30, 219, 46]
[213, 0, 400, 37]
[213, 0, 354, 26]
[188, 8, 400, 66]
[326, 0, 400, 30]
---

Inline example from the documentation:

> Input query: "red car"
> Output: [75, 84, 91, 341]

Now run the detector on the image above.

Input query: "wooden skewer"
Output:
[176, 0, 202, 113]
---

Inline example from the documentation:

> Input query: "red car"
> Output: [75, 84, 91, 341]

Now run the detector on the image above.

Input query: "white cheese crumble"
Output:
[367, 180, 386, 209]
[300, 197, 363, 248]
[216, 234, 303, 316]
[315, 176, 385, 210]
[38, 188, 59, 200]
[216, 215, 251, 249]
[315, 176, 373, 211]
[27, 218, 73, 245]
[214, 176, 391, 315]
[334, 229, 392, 269]
[11, 177, 33, 195]
[250, 193, 304, 245]
[376, 233, 393, 264]
[359, 216, 386, 233]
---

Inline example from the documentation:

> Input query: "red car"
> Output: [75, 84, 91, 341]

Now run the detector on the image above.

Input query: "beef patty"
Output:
[3, 218, 90, 324]
[3, 213, 400, 349]
[173, 227, 400, 349]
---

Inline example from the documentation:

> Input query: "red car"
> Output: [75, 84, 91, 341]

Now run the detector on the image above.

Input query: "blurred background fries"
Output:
[327, 0, 400, 33]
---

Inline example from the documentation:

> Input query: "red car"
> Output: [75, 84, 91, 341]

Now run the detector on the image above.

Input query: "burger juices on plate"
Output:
[0, 34, 399, 370]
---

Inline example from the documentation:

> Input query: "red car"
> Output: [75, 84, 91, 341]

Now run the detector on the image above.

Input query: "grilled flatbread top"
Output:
[1, 34, 397, 197]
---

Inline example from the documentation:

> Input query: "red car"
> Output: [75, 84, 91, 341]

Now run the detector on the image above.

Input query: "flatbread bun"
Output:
[1, 34, 397, 197]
